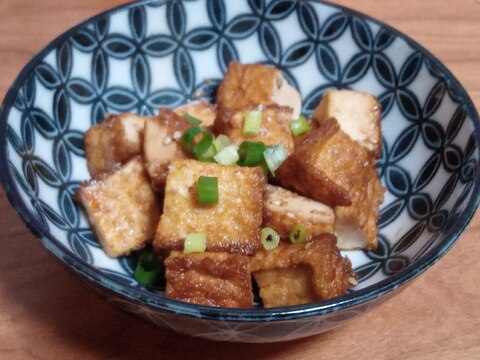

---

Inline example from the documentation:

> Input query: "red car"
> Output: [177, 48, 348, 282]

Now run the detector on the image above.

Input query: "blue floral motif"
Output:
[0, 0, 478, 342]
[356, 235, 409, 282]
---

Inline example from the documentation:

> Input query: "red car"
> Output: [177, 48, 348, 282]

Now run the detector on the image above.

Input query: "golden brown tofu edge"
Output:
[154, 159, 265, 255]
[76, 157, 161, 257]
[250, 234, 355, 302]
[216, 61, 278, 109]
[213, 104, 294, 154]
[165, 251, 253, 308]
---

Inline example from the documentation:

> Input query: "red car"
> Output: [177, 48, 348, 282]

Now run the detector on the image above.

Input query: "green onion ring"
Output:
[197, 176, 219, 205]
[181, 126, 202, 152]
[290, 224, 307, 244]
[263, 144, 288, 176]
[260, 227, 280, 250]
[192, 131, 214, 157]
[184, 233, 207, 253]
[213, 144, 239, 165]
[238, 141, 267, 166]
[289, 115, 311, 136]
[134, 252, 162, 285]
[184, 113, 202, 125]
[243, 110, 262, 137]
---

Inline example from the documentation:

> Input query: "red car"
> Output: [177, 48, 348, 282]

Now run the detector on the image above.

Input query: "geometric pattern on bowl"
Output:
[1, 0, 479, 342]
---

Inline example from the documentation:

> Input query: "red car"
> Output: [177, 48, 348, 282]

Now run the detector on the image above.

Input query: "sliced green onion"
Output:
[213, 144, 239, 165]
[192, 131, 214, 157]
[197, 145, 216, 162]
[200, 134, 231, 161]
[289, 115, 311, 136]
[238, 141, 267, 166]
[182, 126, 215, 159]
[181, 126, 202, 151]
[213, 134, 231, 153]
[290, 224, 307, 244]
[184, 233, 207, 254]
[242, 110, 262, 137]
[184, 113, 202, 126]
[263, 144, 288, 176]
[134, 252, 162, 285]
[197, 176, 219, 205]
[260, 227, 280, 250]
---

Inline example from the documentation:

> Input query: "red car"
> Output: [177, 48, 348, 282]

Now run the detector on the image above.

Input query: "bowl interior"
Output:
[1, 0, 479, 317]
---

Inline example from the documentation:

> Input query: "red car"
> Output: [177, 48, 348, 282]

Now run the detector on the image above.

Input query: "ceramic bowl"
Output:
[1, 0, 479, 343]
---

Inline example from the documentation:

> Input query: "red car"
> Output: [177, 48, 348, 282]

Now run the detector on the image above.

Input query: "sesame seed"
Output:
[163, 136, 172, 145]
[348, 277, 358, 286]
[271, 200, 281, 206]
[194, 89, 205, 98]
[172, 131, 182, 140]
[286, 212, 295, 218]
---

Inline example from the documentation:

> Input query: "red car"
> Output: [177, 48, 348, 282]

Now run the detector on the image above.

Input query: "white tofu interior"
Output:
[313, 90, 380, 154]
[335, 219, 368, 250]
[271, 73, 302, 120]
[265, 185, 334, 224]
[119, 114, 145, 144]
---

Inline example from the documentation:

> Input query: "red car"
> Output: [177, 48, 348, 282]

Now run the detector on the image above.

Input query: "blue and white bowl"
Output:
[1, 0, 479, 343]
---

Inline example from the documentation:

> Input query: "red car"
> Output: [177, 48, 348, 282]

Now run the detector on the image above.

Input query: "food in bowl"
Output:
[1, 0, 477, 342]
[76, 61, 384, 308]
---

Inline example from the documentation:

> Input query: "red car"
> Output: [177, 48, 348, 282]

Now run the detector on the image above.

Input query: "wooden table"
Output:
[0, 0, 479, 359]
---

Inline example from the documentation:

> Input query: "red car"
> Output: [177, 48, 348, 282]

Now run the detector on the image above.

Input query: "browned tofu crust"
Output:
[111, 113, 146, 162]
[253, 266, 315, 307]
[250, 234, 355, 303]
[276, 118, 371, 207]
[262, 185, 335, 241]
[84, 113, 148, 178]
[76, 157, 161, 257]
[165, 251, 253, 308]
[155, 159, 266, 255]
[214, 104, 294, 154]
[175, 101, 217, 128]
[143, 108, 192, 192]
[335, 161, 385, 250]
[84, 122, 116, 178]
[217, 62, 278, 109]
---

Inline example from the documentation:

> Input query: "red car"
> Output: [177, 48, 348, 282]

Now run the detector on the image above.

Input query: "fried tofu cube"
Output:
[217, 62, 302, 119]
[253, 267, 315, 307]
[263, 185, 335, 240]
[76, 157, 161, 257]
[154, 159, 265, 255]
[175, 101, 216, 128]
[165, 251, 253, 308]
[111, 113, 147, 162]
[250, 234, 355, 307]
[312, 90, 381, 158]
[84, 113, 149, 178]
[335, 162, 385, 250]
[276, 118, 371, 207]
[214, 105, 294, 154]
[84, 123, 116, 178]
[143, 108, 192, 192]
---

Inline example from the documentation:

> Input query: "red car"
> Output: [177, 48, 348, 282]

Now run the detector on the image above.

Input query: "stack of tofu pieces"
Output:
[77, 62, 384, 309]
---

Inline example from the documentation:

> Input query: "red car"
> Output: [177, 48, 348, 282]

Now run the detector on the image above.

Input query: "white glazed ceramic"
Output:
[0, 0, 479, 342]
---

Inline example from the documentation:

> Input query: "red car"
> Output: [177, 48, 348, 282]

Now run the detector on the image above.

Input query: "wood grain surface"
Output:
[0, 1, 479, 359]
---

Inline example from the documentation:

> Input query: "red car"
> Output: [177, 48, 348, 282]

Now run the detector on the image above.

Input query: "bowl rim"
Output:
[1, 0, 479, 322]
